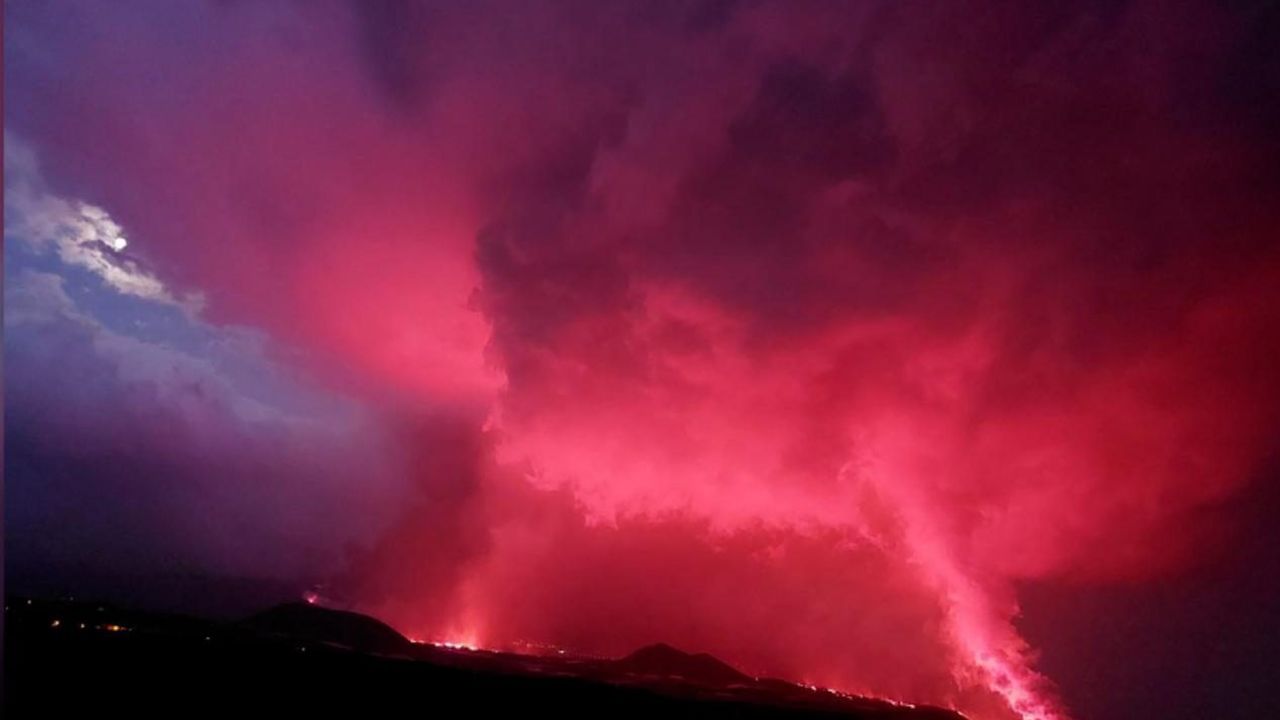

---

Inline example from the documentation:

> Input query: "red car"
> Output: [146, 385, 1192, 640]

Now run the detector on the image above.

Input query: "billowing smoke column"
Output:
[458, 5, 1280, 718]
[7, 2, 1280, 719]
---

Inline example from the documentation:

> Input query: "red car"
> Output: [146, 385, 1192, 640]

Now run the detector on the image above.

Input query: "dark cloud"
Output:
[350, 0, 437, 113]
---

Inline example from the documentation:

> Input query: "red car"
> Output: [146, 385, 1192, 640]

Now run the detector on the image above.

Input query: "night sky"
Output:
[5, 2, 1280, 719]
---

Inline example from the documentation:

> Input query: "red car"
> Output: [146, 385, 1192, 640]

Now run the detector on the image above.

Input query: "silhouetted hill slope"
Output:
[239, 601, 411, 655]
[6, 595, 968, 720]
[614, 642, 753, 684]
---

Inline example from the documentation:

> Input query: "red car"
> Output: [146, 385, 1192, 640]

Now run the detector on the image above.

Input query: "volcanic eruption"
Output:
[6, 2, 1280, 719]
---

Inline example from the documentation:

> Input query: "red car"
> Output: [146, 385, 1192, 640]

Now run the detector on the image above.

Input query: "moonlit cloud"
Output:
[4, 132, 200, 313]
[4, 136, 410, 592]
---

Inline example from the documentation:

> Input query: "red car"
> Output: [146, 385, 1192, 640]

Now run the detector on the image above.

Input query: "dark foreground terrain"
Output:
[5, 596, 964, 719]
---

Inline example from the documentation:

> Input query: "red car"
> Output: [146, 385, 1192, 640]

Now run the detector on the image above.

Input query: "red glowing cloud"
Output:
[8, 2, 1280, 719]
